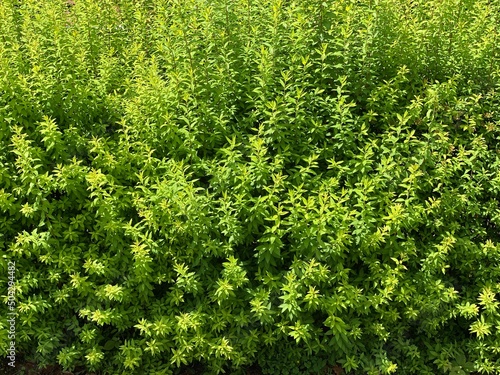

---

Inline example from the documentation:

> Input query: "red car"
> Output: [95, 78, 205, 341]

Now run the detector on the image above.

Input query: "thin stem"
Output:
[225, 0, 231, 39]
[247, 0, 252, 35]
[447, 0, 463, 70]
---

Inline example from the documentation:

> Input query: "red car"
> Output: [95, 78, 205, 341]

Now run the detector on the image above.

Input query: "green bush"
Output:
[1, 0, 500, 374]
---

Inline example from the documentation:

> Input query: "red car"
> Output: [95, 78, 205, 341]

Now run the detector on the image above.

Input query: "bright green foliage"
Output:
[1, 0, 500, 374]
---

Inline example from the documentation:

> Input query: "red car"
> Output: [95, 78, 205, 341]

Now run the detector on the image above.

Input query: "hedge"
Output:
[1, 0, 500, 374]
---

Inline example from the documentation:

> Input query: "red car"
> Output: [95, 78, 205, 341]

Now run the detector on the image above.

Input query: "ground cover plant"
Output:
[1, 0, 500, 374]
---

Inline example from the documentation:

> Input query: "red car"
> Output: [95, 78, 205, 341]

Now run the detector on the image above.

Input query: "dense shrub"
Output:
[1, 0, 500, 374]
